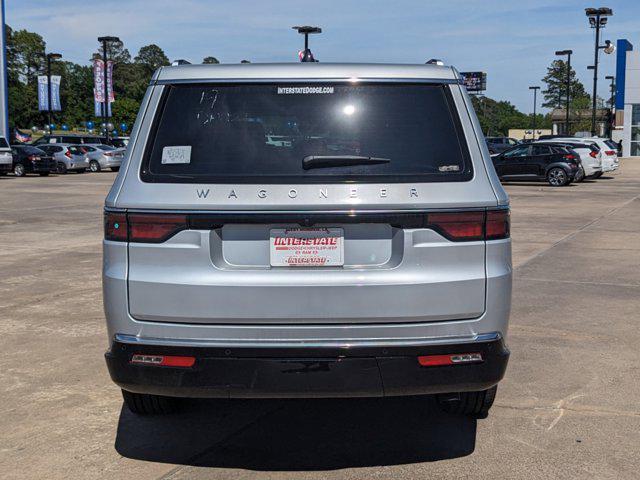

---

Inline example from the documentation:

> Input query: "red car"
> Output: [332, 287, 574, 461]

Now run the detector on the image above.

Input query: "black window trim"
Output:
[139, 81, 474, 185]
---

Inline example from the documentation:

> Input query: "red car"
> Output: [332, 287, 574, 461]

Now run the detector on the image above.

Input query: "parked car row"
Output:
[488, 136, 620, 187]
[0, 137, 125, 177]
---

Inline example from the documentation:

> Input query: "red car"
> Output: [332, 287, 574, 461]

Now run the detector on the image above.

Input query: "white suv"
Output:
[0, 137, 13, 175]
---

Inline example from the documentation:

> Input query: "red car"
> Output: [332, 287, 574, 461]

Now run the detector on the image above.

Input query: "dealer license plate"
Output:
[270, 228, 344, 267]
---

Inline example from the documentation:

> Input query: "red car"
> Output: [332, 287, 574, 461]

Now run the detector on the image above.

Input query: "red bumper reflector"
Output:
[131, 354, 195, 368]
[417, 352, 483, 367]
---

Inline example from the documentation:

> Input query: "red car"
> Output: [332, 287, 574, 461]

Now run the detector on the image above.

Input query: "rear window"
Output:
[142, 83, 472, 184]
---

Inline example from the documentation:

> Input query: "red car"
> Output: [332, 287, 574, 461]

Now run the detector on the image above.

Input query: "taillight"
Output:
[128, 214, 188, 242]
[104, 212, 128, 241]
[427, 212, 484, 241]
[605, 150, 616, 156]
[589, 151, 598, 158]
[563, 154, 576, 161]
[104, 152, 113, 156]
[65, 150, 72, 159]
[104, 212, 187, 243]
[425, 209, 509, 241]
[28, 155, 38, 161]
[486, 209, 510, 240]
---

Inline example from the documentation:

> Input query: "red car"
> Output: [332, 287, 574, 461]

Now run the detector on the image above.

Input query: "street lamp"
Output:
[97, 36, 120, 143]
[605, 75, 615, 135]
[555, 50, 573, 135]
[292, 26, 321, 62]
[529, 86, 540, 139]
[46, 53, 62, 134]
[585, 7, 614, 136]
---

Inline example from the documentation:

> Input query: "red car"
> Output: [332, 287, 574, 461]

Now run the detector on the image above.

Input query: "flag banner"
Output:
[37, 76, 48, 111]
[50, 75, 61, 111]
[94, 96, 112, 117]
[37, 75, 62, 111]
[106, 60, 115, 102]
[93, 59, 105, 102]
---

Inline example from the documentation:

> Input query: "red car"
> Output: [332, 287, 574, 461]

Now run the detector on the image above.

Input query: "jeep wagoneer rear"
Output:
[103, 63, 511, 417]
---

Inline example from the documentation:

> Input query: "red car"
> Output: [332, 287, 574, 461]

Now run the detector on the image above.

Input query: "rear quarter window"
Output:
[141, 82, 473, 184]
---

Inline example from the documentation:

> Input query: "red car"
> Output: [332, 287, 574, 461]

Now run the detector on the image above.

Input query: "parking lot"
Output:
[1, 161, 639, 479]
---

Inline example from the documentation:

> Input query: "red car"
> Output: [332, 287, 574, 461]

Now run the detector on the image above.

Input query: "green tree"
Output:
[541, 59, 590, 109]
[202, 56, 219, 64]
[134, 44, 169, 75]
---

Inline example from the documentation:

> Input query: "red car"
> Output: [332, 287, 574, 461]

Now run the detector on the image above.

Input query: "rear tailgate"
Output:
[126, 210, 488, 324]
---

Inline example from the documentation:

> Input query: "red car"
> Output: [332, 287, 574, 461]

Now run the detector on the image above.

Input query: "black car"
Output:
[485, 136, 520, 153]
[491, 143, 581, 186]
[9, 145, 57, 177]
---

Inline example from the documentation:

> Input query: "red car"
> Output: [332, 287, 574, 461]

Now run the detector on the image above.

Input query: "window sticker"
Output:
[277, 86, 334, 95]
[162, 146, 192, 164]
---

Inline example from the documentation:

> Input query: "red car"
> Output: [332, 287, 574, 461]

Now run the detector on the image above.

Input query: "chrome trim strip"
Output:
[114, 332, 501, 349]
[107, 206, 509, 215]
[154, 77, 460, 85]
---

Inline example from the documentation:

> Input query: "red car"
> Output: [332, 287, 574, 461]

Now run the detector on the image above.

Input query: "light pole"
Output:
[529, 86, 540, 139]
[46, 52, 62, 134]
[605, 75, 615, 135]
[585, 7, 614, 136]
[555, 50, 572, 135]
[97, 36, 120, 143]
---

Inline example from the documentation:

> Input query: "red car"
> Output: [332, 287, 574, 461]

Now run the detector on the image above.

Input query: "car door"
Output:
[529, 145, 552, 177]
[499, 145, 530, 176]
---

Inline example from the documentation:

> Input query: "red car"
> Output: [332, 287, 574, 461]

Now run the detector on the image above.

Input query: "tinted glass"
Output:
[531, 145, 551, 155]
[68, 146, 84, 155]
[503, 146, 529, 158]
[142, 83, 472, 184]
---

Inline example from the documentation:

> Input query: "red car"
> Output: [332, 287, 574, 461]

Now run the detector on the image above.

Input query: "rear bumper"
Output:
[105, 333, 509, 398]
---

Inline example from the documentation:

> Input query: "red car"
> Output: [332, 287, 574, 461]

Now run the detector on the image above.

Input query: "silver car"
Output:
[38, 144, 89, 174]
[103, 63, 512, 417]
[83, 144, 124, 172]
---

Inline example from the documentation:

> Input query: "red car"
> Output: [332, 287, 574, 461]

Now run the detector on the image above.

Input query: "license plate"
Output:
[270, 228, 344, 267]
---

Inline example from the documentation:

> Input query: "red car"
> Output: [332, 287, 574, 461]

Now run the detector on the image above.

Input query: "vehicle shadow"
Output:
[115, 396, 476, 471]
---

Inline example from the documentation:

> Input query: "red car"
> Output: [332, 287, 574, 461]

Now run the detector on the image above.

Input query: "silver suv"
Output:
[103, 63, 512, 418]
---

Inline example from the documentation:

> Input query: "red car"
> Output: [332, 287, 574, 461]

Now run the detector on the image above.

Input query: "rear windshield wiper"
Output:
[302, 155, 391, 170]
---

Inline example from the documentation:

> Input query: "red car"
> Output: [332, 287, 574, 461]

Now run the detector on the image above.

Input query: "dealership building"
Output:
[616, 39, 640, 156]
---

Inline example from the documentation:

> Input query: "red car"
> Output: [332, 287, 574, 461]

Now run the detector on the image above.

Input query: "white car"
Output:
[583, 137, 619, 174]
[0, 137, 12, 175]
[536, 138, 602, 179]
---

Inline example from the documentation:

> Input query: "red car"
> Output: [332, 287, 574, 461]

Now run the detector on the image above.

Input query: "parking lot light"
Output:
[529, 86, 540, 139]
[555, 50, 573, 135]
[585, 7, 614, 136]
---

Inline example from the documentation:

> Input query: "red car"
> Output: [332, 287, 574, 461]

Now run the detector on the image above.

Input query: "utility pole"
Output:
[97, 36, 120, 143]
[529, 86, 540, 139]
[555, 50, 572, 135]
[585, 7, 614, 136]
[46, 52, 62, 134]
[605, 75, 615, 136]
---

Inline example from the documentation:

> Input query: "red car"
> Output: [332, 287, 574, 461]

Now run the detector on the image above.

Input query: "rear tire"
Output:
[89, 160, 101, 172]
[437, 385, 498, 419]
[121, 389, 178, 415]
[13, 163, 26, 177]
[574, 166, 585, 182]
[57, 162, 67, 174]
[547, 167, 569, 186]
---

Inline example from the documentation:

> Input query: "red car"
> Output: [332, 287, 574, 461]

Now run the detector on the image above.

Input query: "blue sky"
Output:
[7, 0, 639, 112]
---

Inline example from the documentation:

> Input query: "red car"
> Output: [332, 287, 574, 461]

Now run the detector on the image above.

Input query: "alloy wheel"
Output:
[548, 168, 567, 186]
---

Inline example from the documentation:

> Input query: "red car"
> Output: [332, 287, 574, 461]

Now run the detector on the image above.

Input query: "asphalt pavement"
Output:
[1, 161, 639, 479]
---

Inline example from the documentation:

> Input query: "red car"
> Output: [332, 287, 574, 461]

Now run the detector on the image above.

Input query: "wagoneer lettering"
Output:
[104, 63, 511, 417]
